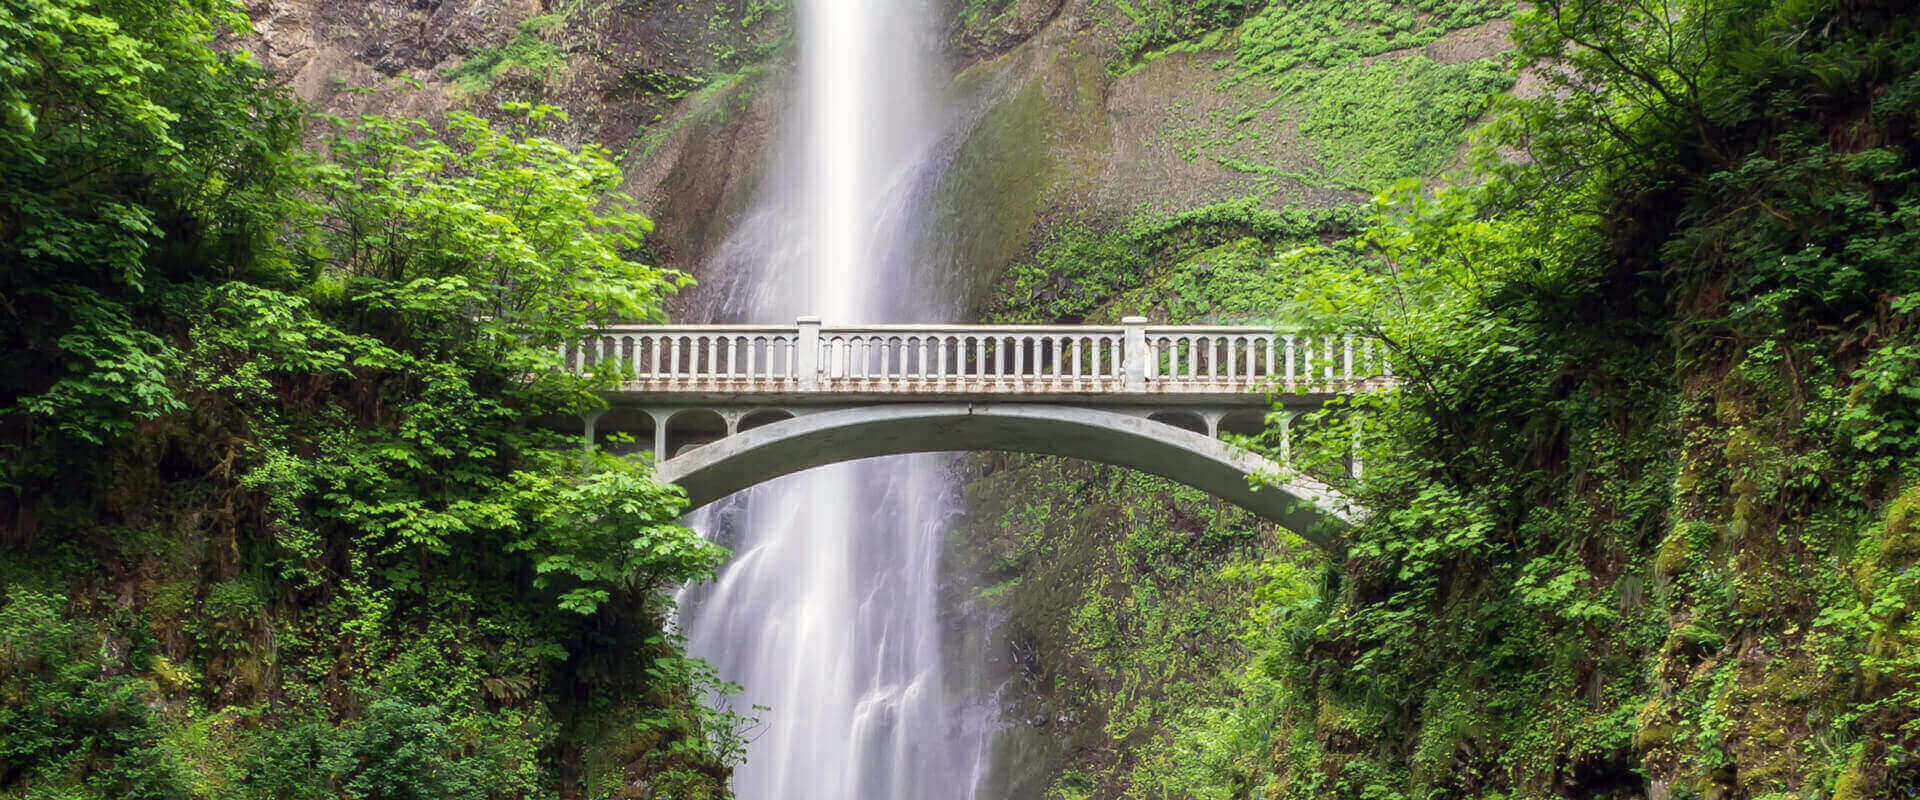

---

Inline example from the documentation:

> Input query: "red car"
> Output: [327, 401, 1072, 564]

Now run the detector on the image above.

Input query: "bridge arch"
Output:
[651, 403, 1358, 547]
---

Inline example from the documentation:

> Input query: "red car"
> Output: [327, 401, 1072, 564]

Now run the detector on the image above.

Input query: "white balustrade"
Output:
[561, 318, 1390, 394]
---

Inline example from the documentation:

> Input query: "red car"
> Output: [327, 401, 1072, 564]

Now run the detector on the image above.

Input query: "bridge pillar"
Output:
[581, 411, 603, 453]
[647, 409, 671, 463]
[1350, 411, 1365, 481]
[1123, 316, 1148, 392]
[796, 315, 821, 390]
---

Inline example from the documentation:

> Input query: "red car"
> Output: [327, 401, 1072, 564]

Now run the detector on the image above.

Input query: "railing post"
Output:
[796, 315, 821, 390]
[1283, 334, 1296, 385]
[1123, 316, 1148, 391]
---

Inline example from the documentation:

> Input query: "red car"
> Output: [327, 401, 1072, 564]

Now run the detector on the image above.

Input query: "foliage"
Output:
[1117, 0, 1516, 194]
[1100, 0, 1264, 67]
[1118, 0, 1920, 797]
[978, 0, 1920, 798]
[986, 201, 1365, 324]
[446, 14, 567, 96]
[1, 1, 739, 796]
[1226, 0, 1509, 85]
[1299, 57, 1512, 189]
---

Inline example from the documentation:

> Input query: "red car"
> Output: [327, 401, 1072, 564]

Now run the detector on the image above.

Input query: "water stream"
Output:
[677, 1, 994, 796]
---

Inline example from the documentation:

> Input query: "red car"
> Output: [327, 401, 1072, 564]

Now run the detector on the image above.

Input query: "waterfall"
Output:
[677, 0, 993, 797]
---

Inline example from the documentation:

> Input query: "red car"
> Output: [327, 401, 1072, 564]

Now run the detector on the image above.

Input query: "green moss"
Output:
[1298, 56, 1514, 189]
[928, 75, 1063, 302]
[985, 200, 1364, 324]
[445, 14, 567, 96]
[1880, 482, 1920, 558]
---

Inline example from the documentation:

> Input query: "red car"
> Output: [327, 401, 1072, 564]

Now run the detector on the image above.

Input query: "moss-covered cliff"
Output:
[941, 1, 1920, 798]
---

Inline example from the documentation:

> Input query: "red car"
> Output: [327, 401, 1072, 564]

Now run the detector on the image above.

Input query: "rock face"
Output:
[918, 0, 1513, 313]
[238, 0, 792, 287]
[236, 0, 1508, 309]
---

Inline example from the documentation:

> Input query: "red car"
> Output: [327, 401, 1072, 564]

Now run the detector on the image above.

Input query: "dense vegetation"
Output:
[972, 0, 1920, 797]
[1233, 0, 1920, 794]
[0, 1, 745, 797]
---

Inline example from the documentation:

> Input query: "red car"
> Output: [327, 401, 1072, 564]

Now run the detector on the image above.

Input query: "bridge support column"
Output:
[1350, 412, 1365, 481]
[647, 409, 671, 463]
[1123, 316, 1148, 392]
[581, 411, 603, 454]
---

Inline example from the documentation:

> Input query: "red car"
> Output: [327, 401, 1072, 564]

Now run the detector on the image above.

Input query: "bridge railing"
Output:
[560, 317, 1389, 393]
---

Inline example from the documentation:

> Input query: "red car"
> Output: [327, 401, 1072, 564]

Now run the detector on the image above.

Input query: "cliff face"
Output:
[920, 0, 1511, 311]
[239, 0, 791, 288]
[237, 0, 1509, 310]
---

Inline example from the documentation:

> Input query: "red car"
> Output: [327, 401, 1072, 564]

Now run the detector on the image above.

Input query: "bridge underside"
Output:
[593, 403, 1358, 547]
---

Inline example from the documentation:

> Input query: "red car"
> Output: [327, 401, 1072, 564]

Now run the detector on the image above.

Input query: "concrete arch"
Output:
[651, 403, 1359, 547]
[738, 408, 796, 432]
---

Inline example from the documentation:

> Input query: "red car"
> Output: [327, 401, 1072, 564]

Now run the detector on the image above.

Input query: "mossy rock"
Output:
[1880, 482, 1920, 560]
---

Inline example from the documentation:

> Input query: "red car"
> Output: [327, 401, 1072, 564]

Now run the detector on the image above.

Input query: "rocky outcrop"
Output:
[238, 0, 792, 282]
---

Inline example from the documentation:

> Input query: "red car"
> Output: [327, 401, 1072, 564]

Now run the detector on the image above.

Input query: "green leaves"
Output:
[1, 1, 727, 792]
[308, 107, 687, 344]
[520, 458, 723, 616]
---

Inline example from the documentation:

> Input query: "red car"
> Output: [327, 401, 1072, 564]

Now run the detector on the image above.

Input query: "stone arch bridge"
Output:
[562, 317, 1392, 546]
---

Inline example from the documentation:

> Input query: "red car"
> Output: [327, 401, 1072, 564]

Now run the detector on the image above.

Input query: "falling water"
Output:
[677, 0, 992, 797]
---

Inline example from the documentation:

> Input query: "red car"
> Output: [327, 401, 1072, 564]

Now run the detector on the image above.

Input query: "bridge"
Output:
[562, 317, 1392, 545]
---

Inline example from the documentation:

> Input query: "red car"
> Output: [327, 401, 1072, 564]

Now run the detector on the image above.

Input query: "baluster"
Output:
[1323, 337, 1335, 382]
[1226, 336, 1237, 379]
[1282, 334, 1295, 385]
[1343, 334, 1354, 382]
